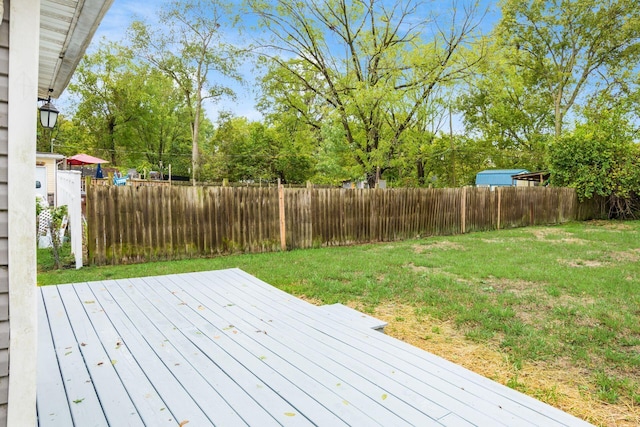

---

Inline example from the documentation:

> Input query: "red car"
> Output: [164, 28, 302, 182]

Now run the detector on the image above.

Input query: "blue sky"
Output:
[60, 0, 263, 122]
[60, 0, 501, 126]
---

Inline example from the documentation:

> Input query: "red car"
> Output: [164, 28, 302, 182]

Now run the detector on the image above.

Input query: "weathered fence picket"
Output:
[86, 186, 605, 265]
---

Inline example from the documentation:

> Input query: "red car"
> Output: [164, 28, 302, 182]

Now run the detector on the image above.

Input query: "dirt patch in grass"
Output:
[413, 241, 466, 253]
[609, 249, 640, 263]
[586, 221, 634, 231]
[530, 228, 575, 240]
[525, 229, 590, 245]
[557, 259, 608, 268]
[360, 300, 640, 427]
[406, 263, 441, 274]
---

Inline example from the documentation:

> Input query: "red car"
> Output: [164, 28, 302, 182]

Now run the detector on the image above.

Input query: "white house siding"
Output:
[36, 154, 64, 205]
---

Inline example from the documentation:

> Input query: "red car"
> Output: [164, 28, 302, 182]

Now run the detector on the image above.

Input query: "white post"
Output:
[7, 0, 39, 424]
[57, 171, 83, 269]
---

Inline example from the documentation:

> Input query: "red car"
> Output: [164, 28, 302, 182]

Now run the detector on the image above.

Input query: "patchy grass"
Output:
[39, 220, 640, 426]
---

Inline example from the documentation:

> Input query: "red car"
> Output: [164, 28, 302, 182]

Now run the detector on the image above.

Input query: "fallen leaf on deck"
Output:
[84, 300, 95, 304]
[97, 362, 104, 366]
[342, 400, 349, 405]
[232, 330, 238, 334]
[179, 420, 189, 426]
[73, 398, 84, 404]
[381, 394, 388, 400]
[80, 342, 87, 347]
[64, 351, 72, 356]
[111, 359, 117, 365]
[284, 412, 296, 417]
[197, 305, 205, 310]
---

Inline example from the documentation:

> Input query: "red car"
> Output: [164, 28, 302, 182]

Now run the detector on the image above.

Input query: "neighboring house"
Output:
[3, 1, 113, 425]
[35, 152, 65, 206]
[475, 169, 532, 189]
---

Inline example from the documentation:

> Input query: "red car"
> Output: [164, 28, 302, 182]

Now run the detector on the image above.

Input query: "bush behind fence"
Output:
[86, 186, 606, 265]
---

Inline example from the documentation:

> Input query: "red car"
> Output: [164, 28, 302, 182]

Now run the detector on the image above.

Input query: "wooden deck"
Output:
[37, 269, 592, 426]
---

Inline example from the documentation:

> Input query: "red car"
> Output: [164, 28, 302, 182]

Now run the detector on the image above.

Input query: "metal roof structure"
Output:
[475, 169, 529, 187]
[512, 171, 551, 184]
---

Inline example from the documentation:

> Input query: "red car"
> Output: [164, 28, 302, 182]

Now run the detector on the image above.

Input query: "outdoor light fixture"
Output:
[39, 98, 59, 129]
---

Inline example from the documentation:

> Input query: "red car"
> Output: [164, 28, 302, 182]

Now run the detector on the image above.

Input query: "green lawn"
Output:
[39, 220, 640, 407]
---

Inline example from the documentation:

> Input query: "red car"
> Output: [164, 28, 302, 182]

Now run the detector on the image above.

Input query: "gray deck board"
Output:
[102, 278, 297, 427]
[317, 303, 387, 330]
[38, 269, 593, 427]
[69, 283, 178, 427]
[39, 286, 109, 427]
[36, 293, 73, 426]
[55, 284, 144, 427]
[80, 281, 231, 426]
[146, 274, 434, 426]
[134, 275, 380, 426]
[186, 270, 522, 426]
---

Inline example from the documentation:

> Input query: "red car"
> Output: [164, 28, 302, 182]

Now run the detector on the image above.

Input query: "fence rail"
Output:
[86, 186, 606, 265]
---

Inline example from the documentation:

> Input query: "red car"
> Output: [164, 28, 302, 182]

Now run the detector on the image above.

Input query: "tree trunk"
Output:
[191, 101, 201, 186]
[417, 159, 425, 186]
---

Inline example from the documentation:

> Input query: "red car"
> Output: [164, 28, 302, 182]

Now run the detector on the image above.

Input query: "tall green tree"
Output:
[498, 0, 640, 137]
[127, 67, 193, 175]
[129, 0, 244, 183]
[249, 0, 485, 186]
[67, 42, 140, 164]
[457, 43, 553, 170]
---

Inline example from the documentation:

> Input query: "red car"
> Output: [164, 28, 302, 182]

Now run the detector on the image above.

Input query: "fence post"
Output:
[497, 187, 501, 230]
[461, 187, 466, 234]
[278, 178, 286, 251]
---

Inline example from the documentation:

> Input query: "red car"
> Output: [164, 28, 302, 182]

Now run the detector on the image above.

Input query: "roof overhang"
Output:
[511, 171, 551, 183]
[36, 152, 66, 160]
[39, 0, 114, 99]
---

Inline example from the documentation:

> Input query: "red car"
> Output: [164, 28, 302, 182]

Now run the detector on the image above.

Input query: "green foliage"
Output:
[129, 0, 244, 182]
[549, 109, 640, 218]
[457, 42, 553, 169]
[249, 0, 485, 186]
[45, 205, 69, 270]
[498, 0, 640, 137]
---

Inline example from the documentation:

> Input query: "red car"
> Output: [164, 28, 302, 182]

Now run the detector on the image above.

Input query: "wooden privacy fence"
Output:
[86, 186, 605, 265]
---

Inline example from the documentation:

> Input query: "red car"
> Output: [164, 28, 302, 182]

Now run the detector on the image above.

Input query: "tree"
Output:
[549, 107, 640, 218]
[66, 41, 195, 174]
[249, 0, 485, 187]
[127, 67, 193, 175]
[457, 42, 553, 170]
[129, 0, 243, 183]
[67, 42, 140, 164]
[498, 0, 640, 137]
[209, 115, 272, 182]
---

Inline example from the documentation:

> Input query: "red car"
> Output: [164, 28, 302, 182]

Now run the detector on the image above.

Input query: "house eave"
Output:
[39, 0, 114, 99]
